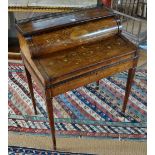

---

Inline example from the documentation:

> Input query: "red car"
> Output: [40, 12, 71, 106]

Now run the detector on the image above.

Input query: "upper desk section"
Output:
[16, 7, 122, 58]
[16, 8, 116, 37]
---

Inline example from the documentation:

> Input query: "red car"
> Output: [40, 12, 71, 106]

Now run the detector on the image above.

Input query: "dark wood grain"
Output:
[16, 7, 114, 37]
[50, 58, 137, 96]
[44, 90, 56, 150]
[25, 67, 37, 115]
[122, 67, 136, 113]
[35, 34, 136, 83]
[29, 17, 119, 58]
[96, 80, 100, 90]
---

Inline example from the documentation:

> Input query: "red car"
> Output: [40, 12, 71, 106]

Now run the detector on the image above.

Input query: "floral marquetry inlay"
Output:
[30, 17, 118, 58]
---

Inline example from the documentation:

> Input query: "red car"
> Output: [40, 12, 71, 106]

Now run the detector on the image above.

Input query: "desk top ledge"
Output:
[16, 7, 115, 37]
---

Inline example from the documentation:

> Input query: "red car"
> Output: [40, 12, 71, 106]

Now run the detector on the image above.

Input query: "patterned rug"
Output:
[8, 62, 147, 140]
[8, 146, 93, 155]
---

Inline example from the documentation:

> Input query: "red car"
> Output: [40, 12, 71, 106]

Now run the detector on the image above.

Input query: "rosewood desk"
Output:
[16, 7, 139, 150]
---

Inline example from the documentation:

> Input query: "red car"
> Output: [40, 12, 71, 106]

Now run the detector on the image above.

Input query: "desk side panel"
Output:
[17, 33, 49, 88]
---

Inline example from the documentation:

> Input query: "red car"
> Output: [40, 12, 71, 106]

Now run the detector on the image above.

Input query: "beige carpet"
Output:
[9, 132, 146, 155]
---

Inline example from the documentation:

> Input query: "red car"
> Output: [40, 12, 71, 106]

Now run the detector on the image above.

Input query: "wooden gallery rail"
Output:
[16, 7, 139, 150]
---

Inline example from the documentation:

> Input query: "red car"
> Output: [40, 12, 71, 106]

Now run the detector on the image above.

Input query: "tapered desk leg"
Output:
[122, 68, 136, 113]
[96, 80, 100, 90]
[25, 67, 37, 115]
[45, 89, 56, 150]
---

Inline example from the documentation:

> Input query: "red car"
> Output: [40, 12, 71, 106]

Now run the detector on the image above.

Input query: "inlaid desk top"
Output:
[19, 33, 136, 90]
[35, 35, 136, 80]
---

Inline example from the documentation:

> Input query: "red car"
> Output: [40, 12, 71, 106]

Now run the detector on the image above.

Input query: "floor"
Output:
[9, 132, 146, 155]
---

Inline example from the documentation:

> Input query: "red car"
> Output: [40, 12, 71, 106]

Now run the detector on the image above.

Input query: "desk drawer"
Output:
[51, 57, 137, 96]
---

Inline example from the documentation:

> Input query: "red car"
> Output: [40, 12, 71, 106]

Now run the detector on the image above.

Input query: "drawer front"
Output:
[51, 57, 137, 96]
[51, 51, 136, 84]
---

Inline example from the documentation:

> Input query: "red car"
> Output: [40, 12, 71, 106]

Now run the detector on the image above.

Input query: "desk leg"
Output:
[45, 89, 56, 150]
[96, 80, 100, 90]
[25, 67, 37, 115]
[122, 68, 136, 113]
